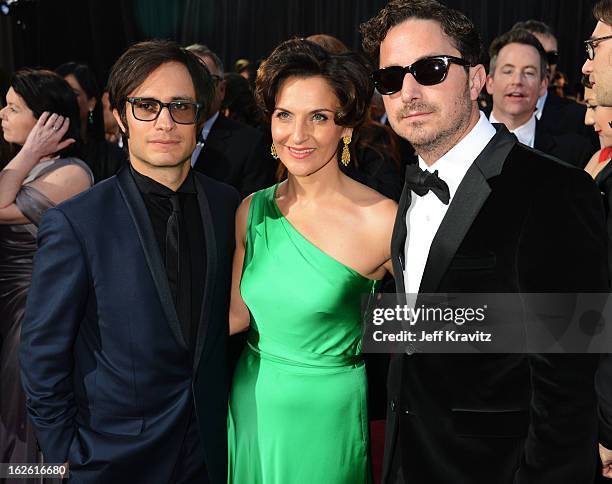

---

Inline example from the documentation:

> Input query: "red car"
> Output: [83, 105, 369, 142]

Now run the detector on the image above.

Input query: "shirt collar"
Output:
[535, 90, 548, 119]
[130, 165, 197, 196]
[199, 111, 220, 142]
[489, 111, 536, 148]
[417, 111, 496, 199]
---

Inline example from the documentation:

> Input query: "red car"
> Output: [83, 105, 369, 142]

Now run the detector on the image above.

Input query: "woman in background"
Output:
[0, 69, 93, 473]
[56, 62, 125, 182]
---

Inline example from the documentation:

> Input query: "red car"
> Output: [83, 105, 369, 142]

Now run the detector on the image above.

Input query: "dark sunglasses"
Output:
[372, 55, 471, 95]
[546, 51, 559, 66]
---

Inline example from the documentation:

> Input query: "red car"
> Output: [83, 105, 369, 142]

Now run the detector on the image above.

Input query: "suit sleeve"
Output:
[238, 132, 275, 198]
[19, 208, 89, 463]
[516, 169, 608, 482]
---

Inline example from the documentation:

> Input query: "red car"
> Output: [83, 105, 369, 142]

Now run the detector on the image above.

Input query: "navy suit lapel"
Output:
[193, 176, 218, 373]
[116, 168, 187, 350]
[418, 125, 516, 293]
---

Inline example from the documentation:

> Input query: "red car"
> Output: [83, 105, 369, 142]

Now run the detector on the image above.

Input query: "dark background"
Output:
[0, 0, 600, 96]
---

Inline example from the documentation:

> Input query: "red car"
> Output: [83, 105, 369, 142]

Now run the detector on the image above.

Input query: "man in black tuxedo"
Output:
[187, 44, 274, 198]
[20, 40, 239, 483]
[361, 1, 608, 482]
[486, 29, 594, 168]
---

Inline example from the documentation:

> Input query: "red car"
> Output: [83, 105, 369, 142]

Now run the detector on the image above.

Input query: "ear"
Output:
[341, 126, 353, 140]
[485, 74, 495, 95]
[539, 76, 548, 97]
[468, 64, 487, 101]
[112, 108, 127, 135]
[88, 96, 97, 112]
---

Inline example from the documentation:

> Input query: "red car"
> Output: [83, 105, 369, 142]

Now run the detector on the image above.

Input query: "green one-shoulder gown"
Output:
[228, 186, 379, 484]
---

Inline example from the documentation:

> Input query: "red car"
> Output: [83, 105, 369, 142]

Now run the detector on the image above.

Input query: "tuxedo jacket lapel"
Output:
[193, 176, 218, 373]
[116, 168, 187, 349]
[391, 175, 414, 295]
[419, 126, 517, 293]
[534, 120, 556, 154]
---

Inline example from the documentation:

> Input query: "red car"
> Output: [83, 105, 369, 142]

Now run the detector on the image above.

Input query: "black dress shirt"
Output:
[130, 166, 205, 358]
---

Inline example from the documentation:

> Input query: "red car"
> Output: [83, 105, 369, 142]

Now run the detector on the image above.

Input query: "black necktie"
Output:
[166, 194, 181, 307]
[405, 164, 450, 205]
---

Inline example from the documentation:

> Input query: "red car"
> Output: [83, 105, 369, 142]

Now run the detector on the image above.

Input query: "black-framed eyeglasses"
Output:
[584, 34, 612, 60]
[372, 55, 471, 95]
[126, 97, 202, 124]
[546, 51, 559, 66]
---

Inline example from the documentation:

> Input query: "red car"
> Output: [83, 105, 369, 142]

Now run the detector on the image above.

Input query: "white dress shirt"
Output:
[403, 111, 496, 294]
[489, 112, 536, 148]
[535, 90, 548, 120]
[190, 110, 220, 167]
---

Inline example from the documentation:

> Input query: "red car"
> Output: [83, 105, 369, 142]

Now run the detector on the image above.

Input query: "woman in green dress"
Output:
[228, 39, 397, 484]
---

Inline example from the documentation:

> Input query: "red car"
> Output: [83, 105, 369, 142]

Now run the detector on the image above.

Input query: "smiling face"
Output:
[487, 42, 547, 129]
[113, 61, 198, 173]
[0, 87, 37, 145]
[379, 19, 484, 163]
[583, 20, 612, 107]
[271, 75, 351, 178]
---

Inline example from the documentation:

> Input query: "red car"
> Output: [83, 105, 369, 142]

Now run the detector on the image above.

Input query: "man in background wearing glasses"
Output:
[584, 0, 612, 109]
[361, 1, 608, 483]
[19, 40, 239, 483]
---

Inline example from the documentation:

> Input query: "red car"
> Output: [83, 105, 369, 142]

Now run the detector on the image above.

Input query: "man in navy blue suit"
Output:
[19, 40, 240, 483]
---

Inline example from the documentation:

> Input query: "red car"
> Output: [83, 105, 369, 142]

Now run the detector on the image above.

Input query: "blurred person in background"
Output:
[55, 62, 126, 182]
[187, 44, 274, 197]
[0, 68, 92, 476]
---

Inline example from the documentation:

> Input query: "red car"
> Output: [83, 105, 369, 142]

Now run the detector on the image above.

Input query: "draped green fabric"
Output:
[228, 185, 379, 484]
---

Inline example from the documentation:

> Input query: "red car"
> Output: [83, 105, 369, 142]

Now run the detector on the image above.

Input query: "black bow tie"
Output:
[405, 164, 450, 205]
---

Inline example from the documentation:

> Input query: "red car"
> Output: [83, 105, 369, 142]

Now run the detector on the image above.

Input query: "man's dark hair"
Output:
[360, 0, 483, 67]
[11, 68, 81, 157]
[55, 62, 105, 142]
[186, 44, 224, 75]
[512, 20, 556, 39]
[255, 38, 373, 129]
[106, 39, 214, 137]
[489, 29, 548, 80]
[594, 0, 612, 27]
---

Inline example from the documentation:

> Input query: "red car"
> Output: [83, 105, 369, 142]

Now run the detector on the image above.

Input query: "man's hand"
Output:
[600, 443, 612, 478]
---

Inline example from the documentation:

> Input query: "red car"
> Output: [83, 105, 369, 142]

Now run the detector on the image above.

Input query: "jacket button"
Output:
[390, 400, 396, 412]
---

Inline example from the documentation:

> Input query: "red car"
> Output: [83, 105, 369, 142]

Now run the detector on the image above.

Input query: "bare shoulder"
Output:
[37, 162, 91, 187]
[347, 178, 398, 223]
[344, 179, 398, 247]
[235, 192, 256, 241]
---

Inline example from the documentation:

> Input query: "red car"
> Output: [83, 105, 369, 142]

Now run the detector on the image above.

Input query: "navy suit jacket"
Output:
[20, 167, 240, 483]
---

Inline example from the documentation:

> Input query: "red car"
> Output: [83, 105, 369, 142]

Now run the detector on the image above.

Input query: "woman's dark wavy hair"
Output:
[255, 38, 373, 129]
[11, 68, 81, 157]
[55, 62, 105, 143]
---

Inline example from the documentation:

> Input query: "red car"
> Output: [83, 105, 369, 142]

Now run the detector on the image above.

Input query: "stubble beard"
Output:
[392, 86, 473, 162]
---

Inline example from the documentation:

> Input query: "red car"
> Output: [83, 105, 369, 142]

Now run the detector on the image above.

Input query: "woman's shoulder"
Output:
[344, 177, 397, 232]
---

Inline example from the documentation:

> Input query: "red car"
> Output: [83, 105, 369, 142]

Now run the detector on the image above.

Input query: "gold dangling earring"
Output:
[271, 142, 278, 159]
[341, 136, 351, 166]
